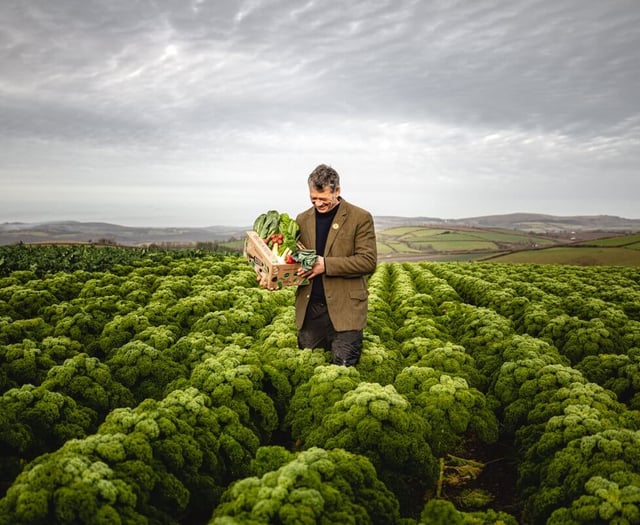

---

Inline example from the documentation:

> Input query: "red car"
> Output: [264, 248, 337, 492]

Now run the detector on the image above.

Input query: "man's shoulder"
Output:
[341, 199, 373, 219]
[296, 207, 314, 222]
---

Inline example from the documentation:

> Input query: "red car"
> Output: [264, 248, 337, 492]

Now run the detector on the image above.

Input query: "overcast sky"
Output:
[1, 0, 639, 227]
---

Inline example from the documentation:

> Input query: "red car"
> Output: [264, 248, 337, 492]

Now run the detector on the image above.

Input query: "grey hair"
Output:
[308, 164, 340, 192]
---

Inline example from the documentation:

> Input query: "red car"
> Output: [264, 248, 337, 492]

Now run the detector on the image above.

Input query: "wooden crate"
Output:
[243, 231, 308, 288]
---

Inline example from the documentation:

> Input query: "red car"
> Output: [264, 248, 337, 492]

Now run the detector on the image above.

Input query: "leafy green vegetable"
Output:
[210, 447, 402, 525]
[292, 249, 317, 271]
[251, 210, 317, 266]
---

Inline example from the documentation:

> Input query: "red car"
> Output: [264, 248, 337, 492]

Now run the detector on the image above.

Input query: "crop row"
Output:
[0, 252, 639, 524]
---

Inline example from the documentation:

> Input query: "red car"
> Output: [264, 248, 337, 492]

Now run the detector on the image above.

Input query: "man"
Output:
[294, 164, 377, 366]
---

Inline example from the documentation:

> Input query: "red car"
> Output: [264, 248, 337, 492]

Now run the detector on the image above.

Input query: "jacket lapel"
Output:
[324, 199, 348, 255]
[301, 208, 316, 250]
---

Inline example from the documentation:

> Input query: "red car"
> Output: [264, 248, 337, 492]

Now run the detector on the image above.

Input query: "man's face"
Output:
[309, 185, 340, 213]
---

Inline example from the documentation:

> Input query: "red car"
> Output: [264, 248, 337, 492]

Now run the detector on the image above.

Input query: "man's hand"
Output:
[256, 271, 278, 291]
[298, 256, 325, 280]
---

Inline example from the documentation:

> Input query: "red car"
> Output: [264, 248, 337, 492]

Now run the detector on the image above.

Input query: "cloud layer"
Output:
[2, 0, 639, 226]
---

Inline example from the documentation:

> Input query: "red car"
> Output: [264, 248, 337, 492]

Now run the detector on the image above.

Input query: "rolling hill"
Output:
[373, 213, 640, 233]
[1, 213, 639, 246]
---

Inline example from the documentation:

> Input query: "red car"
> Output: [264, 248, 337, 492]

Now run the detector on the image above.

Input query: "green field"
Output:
[578, 232, 640, 248]
[412, 240, 498, 251]
[376, 225, 559, 261]
[483, 246, 640, 266]
[375, 227, 640, 266]
[1, 246, 640, 523]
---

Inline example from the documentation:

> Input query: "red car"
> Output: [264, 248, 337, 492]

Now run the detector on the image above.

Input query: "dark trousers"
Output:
[297, 302, 363, 366]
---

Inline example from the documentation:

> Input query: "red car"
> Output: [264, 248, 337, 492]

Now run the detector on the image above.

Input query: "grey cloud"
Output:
[1, 0, 638, 225]
[6, 0, 638, 136]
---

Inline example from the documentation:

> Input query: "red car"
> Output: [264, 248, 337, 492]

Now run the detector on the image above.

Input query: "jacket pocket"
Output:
[349, 289, 368, 301]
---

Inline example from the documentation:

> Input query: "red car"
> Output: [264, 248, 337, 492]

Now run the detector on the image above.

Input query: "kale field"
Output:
[1, 245, 639, 524]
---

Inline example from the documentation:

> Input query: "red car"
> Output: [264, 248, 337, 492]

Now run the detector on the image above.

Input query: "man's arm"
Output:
[324, 213, 377, 277]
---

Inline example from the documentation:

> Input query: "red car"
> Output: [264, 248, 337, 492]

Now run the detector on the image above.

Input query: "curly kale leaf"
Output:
[547, 474, 640, 525]
[526, 428, 640, 523]
[189, 353, 278, 441]
[395, 367, 499, 457]
[305, 383, 438, 487]
[210, 447, 401, 525]
[0, 448, 146, 525]
[285, 364, 362, 441]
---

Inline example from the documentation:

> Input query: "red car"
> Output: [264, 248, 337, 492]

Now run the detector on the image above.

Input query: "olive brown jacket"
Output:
[295, 198, 377, 331]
